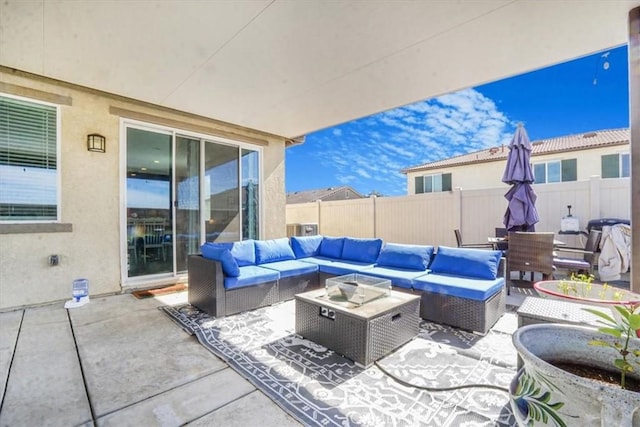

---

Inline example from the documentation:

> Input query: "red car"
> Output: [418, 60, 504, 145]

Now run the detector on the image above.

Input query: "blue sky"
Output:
[285, 45, 630, 197]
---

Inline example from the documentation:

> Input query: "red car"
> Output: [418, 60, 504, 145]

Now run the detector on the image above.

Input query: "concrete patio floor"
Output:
[0, 291, 301, 426]
[0, 271, 630, 426]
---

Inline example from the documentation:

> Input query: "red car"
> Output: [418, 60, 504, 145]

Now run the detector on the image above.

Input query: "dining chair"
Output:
[506, 231, 555, 295]
[494, 227, 509, 253]
[553, 230, 601, 277]
[142, 219, 167, 262]
[453, 229, 493, 249]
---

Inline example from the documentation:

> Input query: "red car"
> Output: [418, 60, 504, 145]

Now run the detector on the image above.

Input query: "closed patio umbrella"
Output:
[502, 124, 539, 231]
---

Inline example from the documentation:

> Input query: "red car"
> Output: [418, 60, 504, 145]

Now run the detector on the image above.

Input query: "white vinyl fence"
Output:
[286, 177, 630, 248]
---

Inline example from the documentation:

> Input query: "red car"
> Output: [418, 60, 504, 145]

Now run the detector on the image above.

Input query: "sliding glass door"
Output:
[126, 127, 173, 277]
[204, 141, 240, 242]
[242, 148, 260, 240]
[124, 123, 261, 282]
[175, 136, 200, 272]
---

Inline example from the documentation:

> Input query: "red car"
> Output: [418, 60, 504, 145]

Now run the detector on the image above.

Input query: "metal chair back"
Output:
[453, 229, 492, 249]
[553, 230, 602, 276]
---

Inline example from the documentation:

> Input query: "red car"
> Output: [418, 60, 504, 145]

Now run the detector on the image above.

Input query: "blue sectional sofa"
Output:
[188, 235, 505, 334]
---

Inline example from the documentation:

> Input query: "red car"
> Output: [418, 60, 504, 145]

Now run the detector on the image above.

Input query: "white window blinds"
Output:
[0, 95, 59, 221]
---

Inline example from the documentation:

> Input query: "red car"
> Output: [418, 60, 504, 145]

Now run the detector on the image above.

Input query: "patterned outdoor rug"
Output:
[161, 301, 518, 426]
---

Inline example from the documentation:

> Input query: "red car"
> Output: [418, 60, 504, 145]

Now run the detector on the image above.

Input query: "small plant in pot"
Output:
[583, 303, 640, 390]
[510, 306, 640, 426]
[534, 272, 640, 306]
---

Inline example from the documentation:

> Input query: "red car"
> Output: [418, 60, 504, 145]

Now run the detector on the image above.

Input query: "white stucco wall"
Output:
[406, 145, 630, 194]
[0, 70, 286, 310]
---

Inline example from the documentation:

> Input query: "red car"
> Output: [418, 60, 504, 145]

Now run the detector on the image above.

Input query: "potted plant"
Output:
[533, 273, 640, 307]
[509, 303, 640, 427]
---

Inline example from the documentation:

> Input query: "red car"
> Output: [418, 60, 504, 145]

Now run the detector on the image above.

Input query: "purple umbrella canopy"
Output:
[502, 124, 539, 231]
[502, 124, 534, 184]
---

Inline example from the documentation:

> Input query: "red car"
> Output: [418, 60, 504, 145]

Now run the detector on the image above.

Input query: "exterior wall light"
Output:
[87, 133, 106, 153]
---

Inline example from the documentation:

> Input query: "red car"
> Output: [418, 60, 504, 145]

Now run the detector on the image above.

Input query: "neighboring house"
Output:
[402, 129, 630, 194]
[286, 186, 364, 204]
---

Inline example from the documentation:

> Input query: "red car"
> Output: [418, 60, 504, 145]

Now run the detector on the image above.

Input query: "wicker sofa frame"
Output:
[188, 243, 507, 334]
[187, 254, 320, 317]
[318, 257, 506, 335]
[419, 286, 505, 334]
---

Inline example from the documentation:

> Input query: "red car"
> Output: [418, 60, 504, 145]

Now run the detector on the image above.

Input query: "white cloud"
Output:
[304, 88, 514, 196]
[355, 168, 371, 178]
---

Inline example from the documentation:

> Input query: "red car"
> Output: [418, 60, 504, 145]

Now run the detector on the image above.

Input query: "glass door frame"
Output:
[119, 118, 264, 288]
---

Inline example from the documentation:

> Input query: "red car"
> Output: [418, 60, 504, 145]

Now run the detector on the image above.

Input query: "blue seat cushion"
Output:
[224, 265, 280, 290]
[260, 259, 318, 278]
[207, 240, 256, 266]
[200, 244, 240, 277]
[361, 266, 430, 290]
[321, 260, 375, 276]
[318, 237, 345, 259]
[341, 237, 383, 263]
[413, 273, 504, 301]
[376, 243, 434, 271]
[299, 256, 375, 275]
[255, 238, 296, 264]
[298, 256, 338, 268]
[430, 246, 502, 280]
[290, 235, 323, 258]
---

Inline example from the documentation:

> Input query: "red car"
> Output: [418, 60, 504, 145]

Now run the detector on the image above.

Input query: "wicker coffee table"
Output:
[295, 287, 420, 367]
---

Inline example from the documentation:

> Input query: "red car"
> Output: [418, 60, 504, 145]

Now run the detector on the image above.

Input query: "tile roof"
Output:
[401, 128, 629, 173]
[286, 185, 364, 204]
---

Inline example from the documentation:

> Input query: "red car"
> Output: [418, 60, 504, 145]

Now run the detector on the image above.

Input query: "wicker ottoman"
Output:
[295, 288, 420, 367]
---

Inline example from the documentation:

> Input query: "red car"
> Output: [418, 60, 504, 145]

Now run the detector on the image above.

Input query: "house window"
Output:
[0, 94, 60, 222]
[415, 173, 452, 193]
[533, 159, 576, 184]
[601, 153, 630, 178]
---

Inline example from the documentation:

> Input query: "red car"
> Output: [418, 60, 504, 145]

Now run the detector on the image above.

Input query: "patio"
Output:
[1, 271, 628, 426]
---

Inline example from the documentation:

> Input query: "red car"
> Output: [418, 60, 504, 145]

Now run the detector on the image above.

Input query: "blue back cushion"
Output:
[200, 244, 240, 277]
[206, 240, 256, 266]
[376, 243, 434, 271]
[430, 246, 501, 280]
[290, 235, 323, 258]
[341, 237, 383, 263]
[318, 237, 345, 259]
[255, 238, 296, 264]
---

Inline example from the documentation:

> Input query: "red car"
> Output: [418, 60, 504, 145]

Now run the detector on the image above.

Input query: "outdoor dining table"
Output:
[488, 236, 566, 251]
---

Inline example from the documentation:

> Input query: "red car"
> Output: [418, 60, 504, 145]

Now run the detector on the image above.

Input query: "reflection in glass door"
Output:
[242, 148, 260, 239]
[126, 127, 173, 277]
[175, 136, 200, 272]
[204, 142, 240, 242]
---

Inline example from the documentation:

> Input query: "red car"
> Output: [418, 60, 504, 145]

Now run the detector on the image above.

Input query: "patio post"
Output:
[629, 6, 639, 293]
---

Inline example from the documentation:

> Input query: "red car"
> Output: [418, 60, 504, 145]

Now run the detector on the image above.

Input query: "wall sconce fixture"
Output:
[87, 133, 106, 153]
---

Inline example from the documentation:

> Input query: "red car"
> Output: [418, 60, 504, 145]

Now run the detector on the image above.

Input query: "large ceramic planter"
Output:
[510, 324, 640, 427]
[534, 280, 640, 307]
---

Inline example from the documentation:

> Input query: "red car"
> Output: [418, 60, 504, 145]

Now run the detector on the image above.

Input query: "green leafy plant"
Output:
[584, 303, 640, 389]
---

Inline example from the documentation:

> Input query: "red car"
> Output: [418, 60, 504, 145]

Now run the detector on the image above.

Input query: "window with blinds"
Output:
[0, 94, 59, 221]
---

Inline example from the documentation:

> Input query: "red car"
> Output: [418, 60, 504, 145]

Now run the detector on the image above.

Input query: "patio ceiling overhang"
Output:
[1, 0, 637, 139]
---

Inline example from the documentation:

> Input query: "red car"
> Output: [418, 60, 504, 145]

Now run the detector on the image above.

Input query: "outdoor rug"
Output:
[161, 301, 518, 426]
